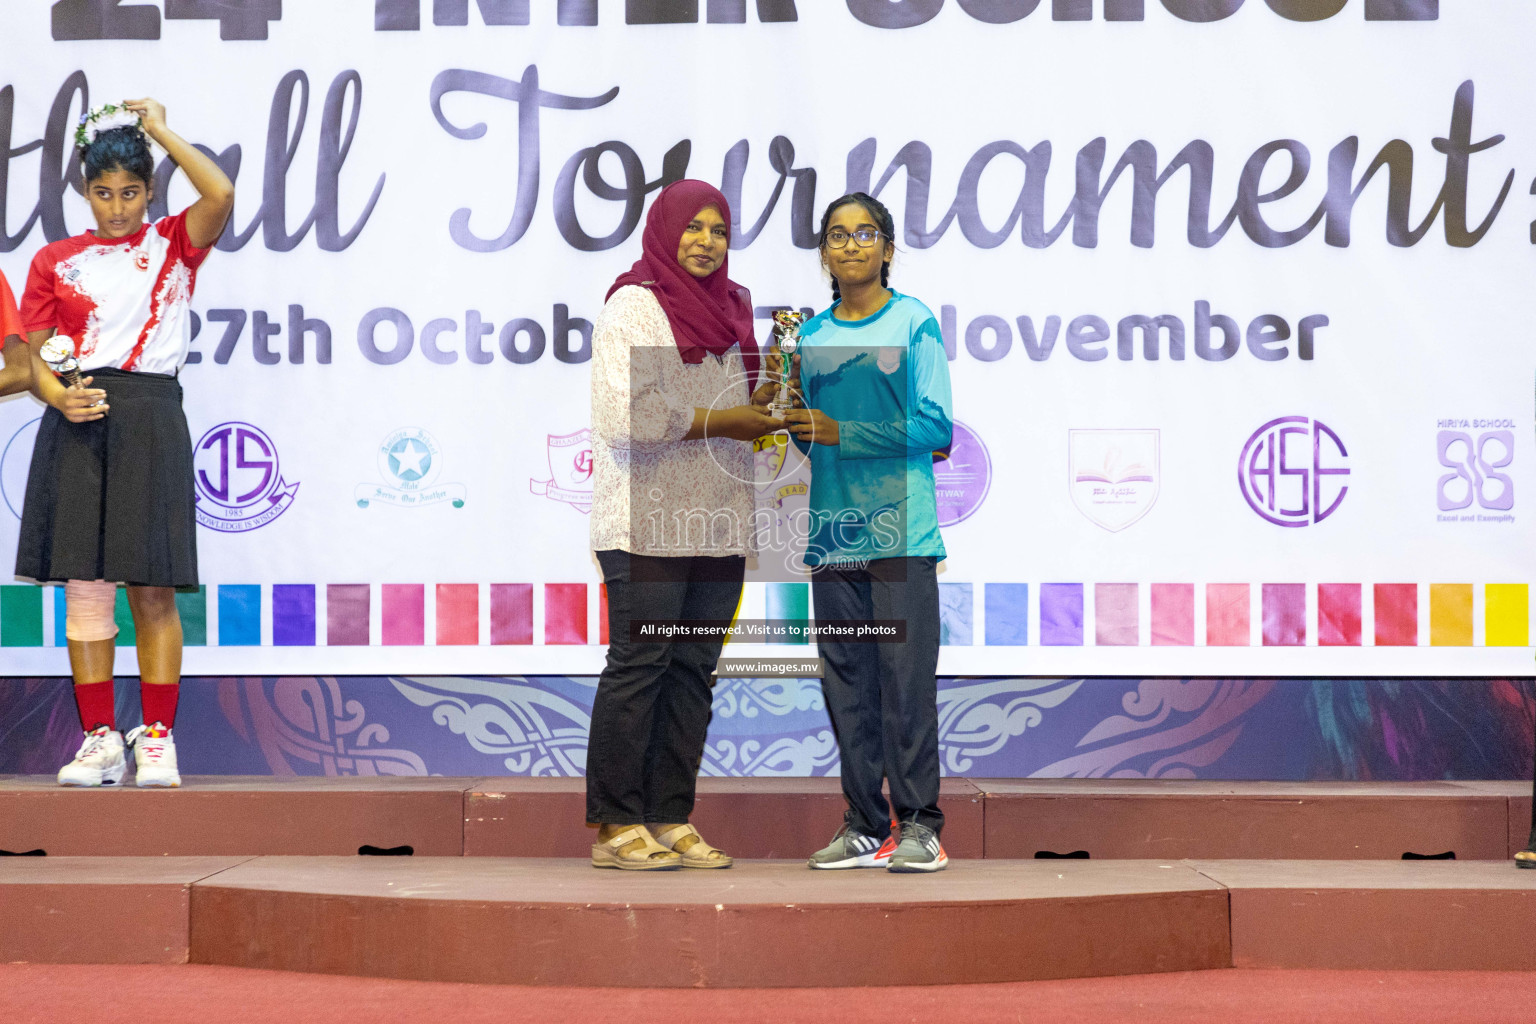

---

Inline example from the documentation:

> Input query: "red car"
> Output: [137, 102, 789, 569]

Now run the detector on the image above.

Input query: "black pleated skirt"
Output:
[15, 367, 198, 588]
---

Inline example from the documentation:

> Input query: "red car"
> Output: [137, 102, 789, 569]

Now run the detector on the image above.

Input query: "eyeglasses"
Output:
[824, 228, 882, 249]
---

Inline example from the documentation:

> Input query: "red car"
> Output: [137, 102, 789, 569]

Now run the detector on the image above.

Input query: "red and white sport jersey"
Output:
[20, 210, 211, 375]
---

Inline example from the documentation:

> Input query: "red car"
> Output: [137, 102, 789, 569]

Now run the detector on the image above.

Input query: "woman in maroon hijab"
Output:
[586, 180, 783, 869]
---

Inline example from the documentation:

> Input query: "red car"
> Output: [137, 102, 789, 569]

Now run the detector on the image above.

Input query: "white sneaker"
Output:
[127, 722, 181, 788]
[57, 726, 127, 786]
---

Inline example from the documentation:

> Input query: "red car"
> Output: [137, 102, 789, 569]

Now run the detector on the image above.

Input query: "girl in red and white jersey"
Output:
[16, 98, 233, 788]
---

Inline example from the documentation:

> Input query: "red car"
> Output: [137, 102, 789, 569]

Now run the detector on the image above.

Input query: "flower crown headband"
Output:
[74, 103, 151, 152]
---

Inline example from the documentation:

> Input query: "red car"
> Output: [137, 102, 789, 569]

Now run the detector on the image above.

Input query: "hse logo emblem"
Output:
[1437, 428, 1513, 515]
[1238, 416, 1349, 527]
[1070, 429, 1159, 533]
[531, 429, 594, 514]
[193, 422, 299, 532]
[934, 420, 991, 527]
[357, 427, 467, 509]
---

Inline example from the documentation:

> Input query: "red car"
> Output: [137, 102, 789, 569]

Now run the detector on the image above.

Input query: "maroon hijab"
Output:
[607, 179, 759, 386]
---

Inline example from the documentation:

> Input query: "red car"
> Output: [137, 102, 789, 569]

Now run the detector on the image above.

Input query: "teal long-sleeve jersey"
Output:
[791, 291, 954, 566]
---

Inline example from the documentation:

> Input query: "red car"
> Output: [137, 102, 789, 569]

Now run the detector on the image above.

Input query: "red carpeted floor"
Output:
[2, 965, 1534, 1023]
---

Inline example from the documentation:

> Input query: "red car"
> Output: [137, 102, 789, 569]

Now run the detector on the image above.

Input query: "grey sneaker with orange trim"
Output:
[808, 813, 895, 869]
[887, 820, 947, 873]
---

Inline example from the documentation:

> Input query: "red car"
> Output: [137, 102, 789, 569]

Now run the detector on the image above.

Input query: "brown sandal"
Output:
[655, 824, 733, 869]
[591, 826, 682, 870]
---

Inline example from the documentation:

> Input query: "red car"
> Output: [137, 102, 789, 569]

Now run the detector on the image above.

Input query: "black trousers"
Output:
[812, 556, 943, 838]
[585, 550, 744, 825]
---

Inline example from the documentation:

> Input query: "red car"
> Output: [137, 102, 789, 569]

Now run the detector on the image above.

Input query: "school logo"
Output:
[0, 413, 39, 519]
[356, 427, 466, 509]
[1069, 429, 1160, 533]
[766, 479, 808, 510]
[193, 422, 299, 532]
[530, 428, 593, 513]
[754, 433, 789, 491]
[1436, 421, 1514, 522]
[1238, 416, 1349, 527]
[934, 420, 991, 527]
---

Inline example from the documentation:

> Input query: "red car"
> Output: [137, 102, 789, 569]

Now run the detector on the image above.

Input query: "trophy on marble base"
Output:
[769, 310, 804, 416]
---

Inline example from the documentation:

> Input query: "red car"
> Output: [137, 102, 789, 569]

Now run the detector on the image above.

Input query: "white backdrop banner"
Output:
[0, 0, 1531, 676]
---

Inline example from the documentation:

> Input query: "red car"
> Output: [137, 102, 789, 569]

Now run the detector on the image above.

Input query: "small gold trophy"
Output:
[769, 310, 804, 417]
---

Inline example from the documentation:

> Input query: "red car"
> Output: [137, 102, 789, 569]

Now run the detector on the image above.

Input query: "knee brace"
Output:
[65, 579, 119, 642]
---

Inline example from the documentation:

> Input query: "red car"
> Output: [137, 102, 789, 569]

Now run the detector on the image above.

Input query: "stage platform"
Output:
[5, 856, 1536, 985]
[1, 776, 1529, 860]
[3, 777, 1532, 986]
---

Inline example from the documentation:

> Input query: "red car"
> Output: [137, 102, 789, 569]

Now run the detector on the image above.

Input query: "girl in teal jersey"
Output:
[782, 192, 953, 873]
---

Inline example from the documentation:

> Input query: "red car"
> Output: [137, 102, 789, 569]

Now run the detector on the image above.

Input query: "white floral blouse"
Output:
[589, 285, 755, 557]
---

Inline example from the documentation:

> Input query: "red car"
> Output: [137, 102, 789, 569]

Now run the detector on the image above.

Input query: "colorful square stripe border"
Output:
[924, 582, 1531, 648]
[0, 582, 1530, 648]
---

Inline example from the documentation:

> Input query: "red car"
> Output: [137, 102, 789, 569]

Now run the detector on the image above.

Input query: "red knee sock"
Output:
[73, 681, 115, 732]
[140, 682, 180, 731]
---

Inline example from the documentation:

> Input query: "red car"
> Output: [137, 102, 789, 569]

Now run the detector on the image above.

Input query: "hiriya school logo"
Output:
[1238, 416, 1349, 528]
[357, 427, 466, 509]
[934, 420, 991, 527]
[531, 428, 594, 514]
[0, 411, 40, 520]
[1436, 421, 1514, 522]
[193, 422, 299, 532]
[1069, 429, 1160, 533]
